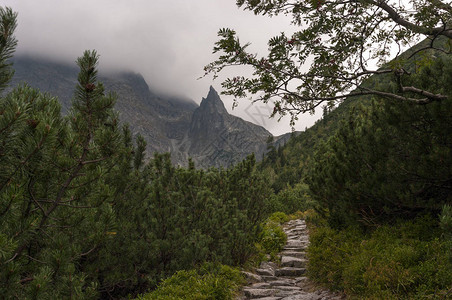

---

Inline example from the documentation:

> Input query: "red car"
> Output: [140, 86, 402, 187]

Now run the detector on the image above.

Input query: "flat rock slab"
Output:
[273, 285, 302, 292]
[286, 240, 304, 247]
[286, 232, 302, 237]
[260, 261, 278, 270]
[286, 228, 306, 234]
[275, 267, 306, 277]
[285, 227, 304, 232]
[256, 268, 275, 276]
[280, 292, 323, 300]
[250, 282, 272, 289]
[244, 288, 279, 298]
[283, 246, 306, 251]
[288, 239, 309, 246]
[280, 251, 306, 258]
[275, 290, 301, 298]
[261, 275, 279, 282]
[280, 291, 344, 300]
[281, 256, 307, 268]
[286, 227, 306, 232]
[268, 279, 297, 287]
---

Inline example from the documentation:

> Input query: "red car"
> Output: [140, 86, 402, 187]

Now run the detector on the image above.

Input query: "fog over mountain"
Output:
[3, 0, 322, 135]
[9, 55, 297, 167]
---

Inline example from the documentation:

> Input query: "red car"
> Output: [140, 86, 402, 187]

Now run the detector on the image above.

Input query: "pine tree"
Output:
[0, 7, 16, 91]
[0, 28, 124, 296]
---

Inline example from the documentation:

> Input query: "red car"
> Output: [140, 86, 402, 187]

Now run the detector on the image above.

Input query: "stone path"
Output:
[237, 219, 344, 300]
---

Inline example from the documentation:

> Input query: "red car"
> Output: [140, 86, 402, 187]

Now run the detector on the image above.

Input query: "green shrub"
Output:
[137, 264, 244, 300]
[268, 212, 290, 224]
[249, 213, 289, 264]
[268, 184, 318, 215]
[302, 209, 326, 227]
[307, 215, 452, 299]
[288, 211, 304, 220]
[260, 221, 287, 260]
[307, 225, 362, 291]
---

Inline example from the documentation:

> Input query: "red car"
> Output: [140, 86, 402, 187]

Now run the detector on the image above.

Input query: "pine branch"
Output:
[0, 7, 17, 91]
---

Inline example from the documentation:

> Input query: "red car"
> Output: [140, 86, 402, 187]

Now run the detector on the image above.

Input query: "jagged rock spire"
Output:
[198, 86, 228, 115]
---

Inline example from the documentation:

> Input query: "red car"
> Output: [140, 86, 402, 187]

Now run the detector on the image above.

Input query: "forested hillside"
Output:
[260, 36, 452, 225]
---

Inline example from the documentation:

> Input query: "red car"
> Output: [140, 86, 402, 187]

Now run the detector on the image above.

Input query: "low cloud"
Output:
[3, 0, 320, 135]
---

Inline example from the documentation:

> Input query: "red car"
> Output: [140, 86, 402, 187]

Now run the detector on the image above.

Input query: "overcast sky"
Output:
[3, 0, 321, 135]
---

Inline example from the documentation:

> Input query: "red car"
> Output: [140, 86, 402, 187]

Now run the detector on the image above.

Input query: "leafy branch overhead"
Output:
[204, 0, 452, 124]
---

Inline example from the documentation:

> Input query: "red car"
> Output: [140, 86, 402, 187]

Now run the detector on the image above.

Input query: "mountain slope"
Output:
[8, 56, 278, 168]
[10, 56, 197, 156]
[258, 37, 452, 191]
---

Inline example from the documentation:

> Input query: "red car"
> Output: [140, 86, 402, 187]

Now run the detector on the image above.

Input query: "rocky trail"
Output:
[238, 219, 344, 300]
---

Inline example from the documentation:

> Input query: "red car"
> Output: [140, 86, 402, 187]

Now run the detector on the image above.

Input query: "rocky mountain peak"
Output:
[184, 86, 273, 168]
[198, 86, 228, 115]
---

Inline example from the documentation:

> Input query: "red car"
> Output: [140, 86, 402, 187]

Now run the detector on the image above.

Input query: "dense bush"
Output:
[258, 212, 288, 260]
[308, 55, 452, 227]
[307, 215, 452, 299]
[266, 184, 317, 215]
[128, 154, 272, 289]
[267, 211, 290, 224]
[136, 263, 244, 300]
[143, 212, 293, 299]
